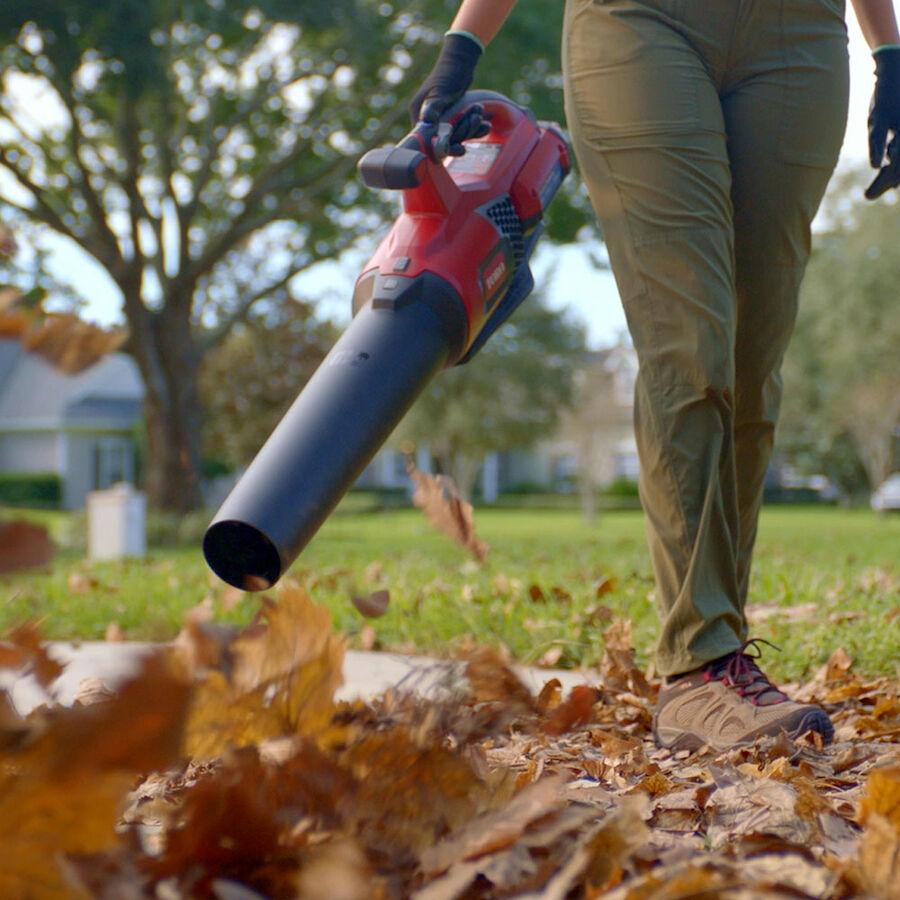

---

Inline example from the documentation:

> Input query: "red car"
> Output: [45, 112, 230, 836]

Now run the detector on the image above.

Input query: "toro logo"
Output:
[480, 244, 511, 311]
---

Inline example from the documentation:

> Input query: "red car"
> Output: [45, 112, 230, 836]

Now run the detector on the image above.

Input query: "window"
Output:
[94, 438, 132, 490]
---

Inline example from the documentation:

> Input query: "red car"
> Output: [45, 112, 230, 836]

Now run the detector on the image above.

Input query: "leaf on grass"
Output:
[407, 461, 489, 562]
[352, 589, 390, 619]
[820, 646, 854, 684]
[0, 520, 54, 575]
[67, 571, 99, 594]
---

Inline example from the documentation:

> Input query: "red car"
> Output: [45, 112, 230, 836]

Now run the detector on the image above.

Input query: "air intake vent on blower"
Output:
[483, 196, 524, 267]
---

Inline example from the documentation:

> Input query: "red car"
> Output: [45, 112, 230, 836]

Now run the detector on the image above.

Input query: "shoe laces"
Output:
[703, 639, 788, 707]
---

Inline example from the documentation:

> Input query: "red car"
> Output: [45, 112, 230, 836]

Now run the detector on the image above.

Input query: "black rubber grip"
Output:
[358, 147, 427, 189]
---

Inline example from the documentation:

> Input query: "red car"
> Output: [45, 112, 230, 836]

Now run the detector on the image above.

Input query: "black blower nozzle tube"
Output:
[203, 295, 462, 590]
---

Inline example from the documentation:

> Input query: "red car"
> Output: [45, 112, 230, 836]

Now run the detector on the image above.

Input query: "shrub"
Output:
[603, 477, 640, 499]
[0, 473, 62, 508]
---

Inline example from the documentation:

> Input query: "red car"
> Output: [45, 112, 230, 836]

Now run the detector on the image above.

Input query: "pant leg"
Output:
[562, 0, 745, 676]
[725, 0, 849, 601]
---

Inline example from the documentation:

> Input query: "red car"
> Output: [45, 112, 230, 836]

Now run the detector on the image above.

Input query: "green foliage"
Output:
[0, 472, 62, 507]
[603, 477, 639, 499]
[0, 0, 591, 510]
[780, 171, 900, 493]
[395, 292, 587, 497]
[199, 299, 339, 468]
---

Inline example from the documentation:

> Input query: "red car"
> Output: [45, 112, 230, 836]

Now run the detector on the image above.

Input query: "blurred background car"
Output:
[871, 473, 900, 512]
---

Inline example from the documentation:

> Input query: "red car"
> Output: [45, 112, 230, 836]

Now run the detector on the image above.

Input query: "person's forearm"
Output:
[449, 0, 520, 47]
[850, 0, 900, 48]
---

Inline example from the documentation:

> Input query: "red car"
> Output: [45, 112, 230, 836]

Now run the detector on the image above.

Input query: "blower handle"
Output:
[357, 100, 491, 190]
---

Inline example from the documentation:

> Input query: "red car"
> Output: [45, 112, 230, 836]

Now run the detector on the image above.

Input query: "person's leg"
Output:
[725, 0, 850, 602]
[562, 0, 744, 677]
[562, 0, 846, 749]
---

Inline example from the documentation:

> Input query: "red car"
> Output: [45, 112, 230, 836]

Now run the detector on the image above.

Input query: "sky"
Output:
[27, 13, 883, 349]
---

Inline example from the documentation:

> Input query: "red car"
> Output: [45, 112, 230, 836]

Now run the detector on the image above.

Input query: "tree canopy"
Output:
[779, 171, 900, 495]
[395, 291, 587, 500]
[0, 0, 587, 510]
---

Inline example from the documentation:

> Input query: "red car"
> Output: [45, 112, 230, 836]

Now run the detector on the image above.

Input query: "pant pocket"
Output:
[565, 0, 702, 141]
[776, 1, 850, 168]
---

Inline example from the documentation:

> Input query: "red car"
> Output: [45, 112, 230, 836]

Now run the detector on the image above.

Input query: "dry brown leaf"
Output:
[858, 765, 900, 827]
[0, 766, 133, 899]
[0, 652, 189, 898]
[104, 623, 126, 642]
[2, 622, 63, 689]
[0, 226, 17, 256]
[343, 727, 488, 861]
[0, 285, 23, 313]
[706, 778, 812, 850]
[295, 839, 372, 900]
[0, 520, 54, 575]
[419, 776, 566, 877]
[822, 646, 854, 683]
[351, 588, 390, 619]
[407, 461, 489, 562]
[0, 307, 28, 337]
[22, 314, 128, 375]
[465, 646, 535, 712]
[858, 811, 900, 899]
[535, 678, 563, 713]
[183, 585, 344, 758]
[147, 749, 284, 884]
[545, 685, 601, 736]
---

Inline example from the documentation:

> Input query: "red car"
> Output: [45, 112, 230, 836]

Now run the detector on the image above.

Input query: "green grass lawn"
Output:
[3, 505, 899, 683]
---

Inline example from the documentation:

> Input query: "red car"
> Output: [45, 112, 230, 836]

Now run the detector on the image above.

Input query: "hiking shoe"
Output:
[653, 639, 833, 751]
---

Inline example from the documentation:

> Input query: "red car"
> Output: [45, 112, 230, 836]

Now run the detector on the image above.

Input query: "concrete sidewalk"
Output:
[3, 641, 597, 716]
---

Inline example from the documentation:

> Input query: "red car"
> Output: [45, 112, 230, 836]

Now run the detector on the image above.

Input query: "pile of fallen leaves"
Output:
[4, 586, 900, 899]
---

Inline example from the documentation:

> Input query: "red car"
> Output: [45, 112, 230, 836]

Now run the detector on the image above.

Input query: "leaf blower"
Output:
[203, 91, 570, 590]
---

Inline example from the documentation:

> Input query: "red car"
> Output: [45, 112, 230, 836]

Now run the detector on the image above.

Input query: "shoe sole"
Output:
[653, 706, 834, 752]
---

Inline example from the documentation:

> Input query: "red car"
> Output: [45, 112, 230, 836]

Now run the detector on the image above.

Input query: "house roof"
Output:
[0, 338, 144, 431]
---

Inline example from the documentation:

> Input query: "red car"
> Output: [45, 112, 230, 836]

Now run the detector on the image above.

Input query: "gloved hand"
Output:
[409, 32, 483, 125]
[866, 46, 900, 200]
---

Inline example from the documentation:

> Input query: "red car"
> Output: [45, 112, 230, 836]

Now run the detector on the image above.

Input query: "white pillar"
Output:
[481, 452, 499, 503]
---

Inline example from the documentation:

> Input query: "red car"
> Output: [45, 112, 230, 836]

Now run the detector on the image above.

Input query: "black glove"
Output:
[409, 32, 483, 125]
[866, 46, 900, 200]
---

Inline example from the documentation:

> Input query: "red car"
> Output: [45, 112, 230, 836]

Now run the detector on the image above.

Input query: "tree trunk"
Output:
[130, 304, 205, 512]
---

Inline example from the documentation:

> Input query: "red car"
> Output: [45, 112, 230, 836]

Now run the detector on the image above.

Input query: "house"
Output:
[490, 343, 639, 497]
[0, 339, 144, 509]
[364, 343, 640, 501]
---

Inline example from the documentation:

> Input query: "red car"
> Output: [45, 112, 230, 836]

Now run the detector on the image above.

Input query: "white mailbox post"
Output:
[86, 483, 147, 561]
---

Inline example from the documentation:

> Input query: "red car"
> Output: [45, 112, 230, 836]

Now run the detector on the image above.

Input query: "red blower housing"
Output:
[203, 94, 570, 590]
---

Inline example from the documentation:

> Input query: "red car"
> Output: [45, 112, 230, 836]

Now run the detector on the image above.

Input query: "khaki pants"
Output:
[562, 0, 849, 675]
